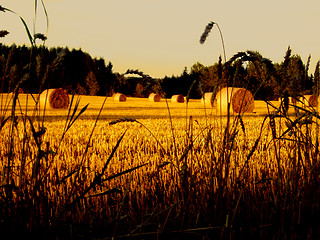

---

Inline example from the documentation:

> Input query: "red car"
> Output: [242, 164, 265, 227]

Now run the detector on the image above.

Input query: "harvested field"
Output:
[1, 94, 319, 239]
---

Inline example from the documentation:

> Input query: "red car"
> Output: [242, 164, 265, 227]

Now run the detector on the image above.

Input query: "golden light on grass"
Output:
[1, 94, 318, 239]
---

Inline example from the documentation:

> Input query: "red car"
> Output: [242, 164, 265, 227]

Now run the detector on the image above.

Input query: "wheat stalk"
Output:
[0, 30, 9, 38]
[200, 21, 215, 44]
[199, 21, 226, 63]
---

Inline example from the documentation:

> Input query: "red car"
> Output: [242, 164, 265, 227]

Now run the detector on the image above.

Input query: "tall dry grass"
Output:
[1, 3, 146, 239]
[2, 95, 320, 239]
[1, 12, 320, 240]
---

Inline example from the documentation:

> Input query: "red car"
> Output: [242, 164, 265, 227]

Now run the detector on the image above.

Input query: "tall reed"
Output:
[1, 8, 320, 240]
[0, 2, 147, 239]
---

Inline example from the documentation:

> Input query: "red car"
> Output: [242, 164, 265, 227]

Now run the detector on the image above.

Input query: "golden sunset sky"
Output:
[1, 0, 320, 78]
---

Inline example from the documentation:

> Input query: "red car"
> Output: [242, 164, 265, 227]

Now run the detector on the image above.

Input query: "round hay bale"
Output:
[113, 93, 126, 102]
[40, 88, 69, 109]
[148, 93, 161, 102]
[201, 92, 216, 107]
[171, 94, 184, 103]
[215, 87, 254, 114]
[301, 95, 318, 107]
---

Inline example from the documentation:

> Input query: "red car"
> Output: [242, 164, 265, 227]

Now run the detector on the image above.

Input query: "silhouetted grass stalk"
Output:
[2, 8, 320, 239]
[200, 21, 227, 129]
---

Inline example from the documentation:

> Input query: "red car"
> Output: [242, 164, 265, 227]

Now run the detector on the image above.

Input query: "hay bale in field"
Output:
[301, 95, 318, 107]
[201, 92, 216, 107]
[40, 88, 69, 109]
[113, 93, 126, 102]
[215, 87, 254, 114]
[171, 94, 184, 103]
[148, 93, 161, 102]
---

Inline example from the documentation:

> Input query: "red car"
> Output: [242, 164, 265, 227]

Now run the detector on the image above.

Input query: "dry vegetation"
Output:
[1, 93, 320, 239]
[2, 4, 320, 238]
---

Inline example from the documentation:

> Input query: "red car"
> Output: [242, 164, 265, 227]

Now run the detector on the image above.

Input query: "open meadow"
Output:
[1, 93, 320, 239]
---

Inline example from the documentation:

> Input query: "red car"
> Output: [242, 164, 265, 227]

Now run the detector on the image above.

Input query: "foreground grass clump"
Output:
[1, 95, 320, 239]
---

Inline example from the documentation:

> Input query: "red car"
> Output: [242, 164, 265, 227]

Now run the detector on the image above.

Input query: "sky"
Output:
[1, 0, 320, 78]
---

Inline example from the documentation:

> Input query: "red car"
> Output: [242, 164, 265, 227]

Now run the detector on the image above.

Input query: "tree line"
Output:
[1, 44, 319, 100]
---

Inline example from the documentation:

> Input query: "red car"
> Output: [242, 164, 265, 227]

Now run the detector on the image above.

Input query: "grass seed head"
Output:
[200, 21, 215, 44]
[0, 30, 9, 37]
[34, 33, 47, 41]
[109, 118, 137, 125]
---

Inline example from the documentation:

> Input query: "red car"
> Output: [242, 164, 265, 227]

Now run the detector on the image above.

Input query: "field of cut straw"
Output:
[1, 93, 320, 239]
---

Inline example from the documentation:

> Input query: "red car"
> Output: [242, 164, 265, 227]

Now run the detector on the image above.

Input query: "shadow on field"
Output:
[34, 114, 197, 122]
[33, 112, 286, 123]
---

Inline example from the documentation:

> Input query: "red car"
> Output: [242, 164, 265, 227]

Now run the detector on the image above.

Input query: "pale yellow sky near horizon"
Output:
[1, 0, 320, 78]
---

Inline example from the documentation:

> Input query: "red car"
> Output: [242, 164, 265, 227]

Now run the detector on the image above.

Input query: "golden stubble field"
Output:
[0, 94, 308, 195]
[2, 94, 274, 171]
[1, 93, 319, 238]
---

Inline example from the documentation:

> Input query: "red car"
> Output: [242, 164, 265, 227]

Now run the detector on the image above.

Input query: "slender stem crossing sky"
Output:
[1, 0, 320, 78]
